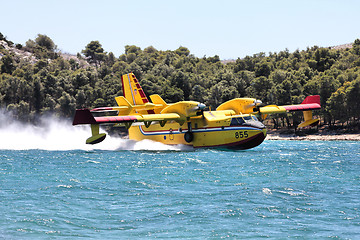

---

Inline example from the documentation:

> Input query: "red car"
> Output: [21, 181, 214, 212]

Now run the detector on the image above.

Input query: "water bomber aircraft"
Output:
[73, 73, 321, 150]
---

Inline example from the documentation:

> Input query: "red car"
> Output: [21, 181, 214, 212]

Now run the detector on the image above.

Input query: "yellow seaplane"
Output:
[73, 73, 321, 150]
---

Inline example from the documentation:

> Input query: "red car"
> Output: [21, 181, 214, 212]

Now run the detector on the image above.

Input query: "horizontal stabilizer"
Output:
[259, 95, 321, 115]
[90, 106, 129, 112]
[283, 95, 321, 112]
[73, 109, 138, 125]
[282, 103, 321, 112]
[150, 94, 168, 107]
[73, 108, 182, 127]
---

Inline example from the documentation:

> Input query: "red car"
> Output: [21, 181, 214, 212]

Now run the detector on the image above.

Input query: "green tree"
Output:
[169, 71, 191, 100]
[190, 84, 206, 103]
[206, 80, 239, 108]
[82, 41, 106, 67]
[43, 94, 56, 113]
[32, 79, 43, 113]
[34, 60, 48, 73]
[17, 100, 30, 121]
[162, 85, 183, 103]
[353, 39, 360, 55]
[255, 61, 272, 77]
[107, 52, 116, 66]
[346, 78, 360, 122]
[35, 34, 56, 51]
[144, 46, 157, 54]
[57, 92, 75, 117]
[75, 90, 86, 108]
[125, 45, 141, 55]
[246, 76, 273, 103]
[326, 82, 350, 124]
[140, 74, 163, 97]
[318, 75, 340, 125]
[0, 55, 15, 74]
[276, 79, 292, 105]
[72, 71, 89, 89]
[126, 53, 136, 63]
[319, 75, 340, 108]
[175, 46, 190, 56]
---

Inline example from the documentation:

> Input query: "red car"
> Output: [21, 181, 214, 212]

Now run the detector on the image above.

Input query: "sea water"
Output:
[0, 116, 359, 239]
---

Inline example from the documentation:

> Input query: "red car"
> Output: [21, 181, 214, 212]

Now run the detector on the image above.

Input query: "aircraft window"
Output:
[230, 117, 245, 126]
[252, 116, 258, 121]
[243, 116, 252, 121]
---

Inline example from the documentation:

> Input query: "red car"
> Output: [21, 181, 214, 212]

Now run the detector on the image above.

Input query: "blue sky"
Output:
[1, 0, 359, 59]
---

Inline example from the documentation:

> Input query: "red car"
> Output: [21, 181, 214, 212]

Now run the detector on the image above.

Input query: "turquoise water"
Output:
[1, 140, 360, 239]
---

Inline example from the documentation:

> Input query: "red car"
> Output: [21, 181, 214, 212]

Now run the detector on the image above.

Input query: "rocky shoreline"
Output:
[266, 129, 360, 141]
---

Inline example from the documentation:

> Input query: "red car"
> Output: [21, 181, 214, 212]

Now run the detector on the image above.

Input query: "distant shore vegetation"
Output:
[0, 32, 359, 131]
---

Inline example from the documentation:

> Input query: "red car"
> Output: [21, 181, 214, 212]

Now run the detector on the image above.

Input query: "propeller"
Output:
[196, 103, 206, 111]
[254, 99, 262, 106]
[252, 99, 263, 118]
[195, 103, 206, 116]
[188, 103, 206, 116]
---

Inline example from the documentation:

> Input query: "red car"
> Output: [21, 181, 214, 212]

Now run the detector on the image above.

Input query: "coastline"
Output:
[266, 129, 360, 141]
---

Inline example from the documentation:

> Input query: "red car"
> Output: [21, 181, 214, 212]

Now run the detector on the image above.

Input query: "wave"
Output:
[0, 110, 190, 151]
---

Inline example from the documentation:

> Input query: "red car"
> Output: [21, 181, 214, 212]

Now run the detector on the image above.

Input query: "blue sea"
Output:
[1, 139, 360, 239]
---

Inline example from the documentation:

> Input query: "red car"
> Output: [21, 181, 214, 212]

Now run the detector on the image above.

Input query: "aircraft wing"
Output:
[72, 109, 180, 126]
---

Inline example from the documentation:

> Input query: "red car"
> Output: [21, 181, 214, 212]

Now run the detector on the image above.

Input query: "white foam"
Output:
[262, 188, 272, 195]
[0, 111, 192, 151]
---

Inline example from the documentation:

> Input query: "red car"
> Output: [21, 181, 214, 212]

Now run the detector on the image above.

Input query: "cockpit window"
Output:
[230, 115, 259, 126]
[243, 116, 252, 121]
[230, 117, 245, 126]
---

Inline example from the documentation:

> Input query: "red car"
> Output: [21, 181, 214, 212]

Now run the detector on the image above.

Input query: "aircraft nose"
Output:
[243, 120, 266, 129]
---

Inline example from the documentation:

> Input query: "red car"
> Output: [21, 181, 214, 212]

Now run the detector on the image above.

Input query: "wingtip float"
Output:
[73, 73, 321, 149]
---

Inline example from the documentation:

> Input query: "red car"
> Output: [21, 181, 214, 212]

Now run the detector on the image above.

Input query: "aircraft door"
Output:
[169, 128, 174, 140]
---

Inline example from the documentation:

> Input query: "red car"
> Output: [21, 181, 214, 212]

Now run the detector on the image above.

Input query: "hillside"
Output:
[0, 40, 37, 64]
[0, 33, 359, 132]
[330, 43, 353, 50]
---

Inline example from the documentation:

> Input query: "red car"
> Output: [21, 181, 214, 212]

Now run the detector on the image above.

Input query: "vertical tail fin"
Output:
[121, 73, 150, 105]
[301, 95, 320, 105]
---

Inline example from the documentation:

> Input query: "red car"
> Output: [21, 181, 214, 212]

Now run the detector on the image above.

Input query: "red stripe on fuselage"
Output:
[94, 116, 137, 124]
[121, 75, 126, 99]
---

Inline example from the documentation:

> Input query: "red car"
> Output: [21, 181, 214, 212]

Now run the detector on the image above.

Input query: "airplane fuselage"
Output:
[129, 112, 267, 150]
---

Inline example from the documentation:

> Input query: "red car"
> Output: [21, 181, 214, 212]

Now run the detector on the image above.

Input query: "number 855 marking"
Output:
[235, 131, 248, 139]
